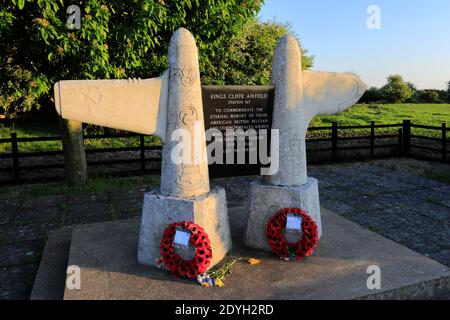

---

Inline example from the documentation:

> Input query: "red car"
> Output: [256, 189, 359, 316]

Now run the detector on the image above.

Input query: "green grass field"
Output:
[310, 103, 450, 127]
[310, 103, 449, 138]
[0, 103, 448, 153]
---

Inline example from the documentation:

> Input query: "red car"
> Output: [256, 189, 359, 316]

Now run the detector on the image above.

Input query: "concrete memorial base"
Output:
[245, 177, 322, 252]
[32, 206, 450, 300]
[138, 185, 231, 268]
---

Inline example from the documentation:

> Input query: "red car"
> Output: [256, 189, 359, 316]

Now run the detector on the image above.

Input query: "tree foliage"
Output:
[1, 0, 263, 116]
[203, 18, 314, 85]
[380, 74, 413, 103]
[359, 78, 449, 104]
[413, 89, 444, 103]
[358, 87, 383, 103]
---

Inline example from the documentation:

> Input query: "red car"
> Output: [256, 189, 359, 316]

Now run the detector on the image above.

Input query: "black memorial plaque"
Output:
[202, 86, 274, 178]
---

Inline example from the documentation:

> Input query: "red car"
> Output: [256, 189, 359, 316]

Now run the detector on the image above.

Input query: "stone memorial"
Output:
[33, 27, 450, 300]
[244, 35, 366, 252]
[55, 28, 365, 266]
[54, 28, 232, 270]
[54, 28, 366, 266]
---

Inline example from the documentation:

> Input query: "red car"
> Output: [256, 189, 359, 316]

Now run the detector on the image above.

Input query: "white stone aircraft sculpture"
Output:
[244, 34, 366, 251]
[54, 28, 366, 264]
[54, 33, 365, 194]
[266, 35, 366, 187]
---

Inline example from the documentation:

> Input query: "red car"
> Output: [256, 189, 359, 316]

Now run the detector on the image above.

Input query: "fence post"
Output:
[442, 123, 447, 162]
[370, 121, 375, 157]
[11, 133, 19, 183]
[402, 120, 411, 156]
[331, 122, 338, 159]
[140, 135, 146, 172]
[398, 128, 403, 156]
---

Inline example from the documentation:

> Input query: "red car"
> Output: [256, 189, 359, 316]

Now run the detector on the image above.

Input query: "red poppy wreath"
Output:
[159, 221, 212, 278]
[266, 208, 319, 260]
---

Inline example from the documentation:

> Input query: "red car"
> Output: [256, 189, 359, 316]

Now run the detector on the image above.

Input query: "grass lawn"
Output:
[310, 103, 450, 137]
[0, 103, 448, 153]
[311, 103, 450, 127]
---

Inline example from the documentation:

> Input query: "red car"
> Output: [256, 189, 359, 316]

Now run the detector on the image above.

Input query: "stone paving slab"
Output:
[0, 240, 44, 266]
[64, 211, 112, 226]
[440, 200, 450, 208]
[115, 208, 142, 220]
[0, 264, 37, 300]
[0, 200, 20, 226]
[31, 227, 73, 300]
[52, 207, 450, 300]
[110, 190, 144, 212]
[0, 214, 10, 227]
[20, 195, 66, 212]
[433, 185, 450, 194]
[0, 221, 60, 243]
[413, 188, 450, 202]
[15, 207, 64, 225]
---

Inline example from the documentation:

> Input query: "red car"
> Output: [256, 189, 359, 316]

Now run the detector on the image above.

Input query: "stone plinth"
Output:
[245, 177, 322, 252]
[31, 207, 450, 300]
[137, 185, 231, 268]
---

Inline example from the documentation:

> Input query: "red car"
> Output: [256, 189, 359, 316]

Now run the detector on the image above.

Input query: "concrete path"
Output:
[1, 161, 449, 299]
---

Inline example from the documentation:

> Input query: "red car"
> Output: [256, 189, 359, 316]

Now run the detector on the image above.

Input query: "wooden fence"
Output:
[0, 120, 447, 184]
[0, 133, 162, 184]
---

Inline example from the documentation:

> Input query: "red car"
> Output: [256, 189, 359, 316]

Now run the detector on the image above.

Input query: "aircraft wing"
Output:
[303, 71, 366, 122]
[54, 72, 168, 142]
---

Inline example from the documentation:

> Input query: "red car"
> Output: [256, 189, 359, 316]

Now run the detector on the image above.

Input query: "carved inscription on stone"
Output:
[178, 105, 198, 127]
[176, 164, 205, 191]
[172, 67, 195, 87]
[80, 86, 102, 105]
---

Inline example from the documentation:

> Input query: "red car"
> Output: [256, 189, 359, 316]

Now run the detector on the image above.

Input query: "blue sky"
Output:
[259, 0, 450, 90]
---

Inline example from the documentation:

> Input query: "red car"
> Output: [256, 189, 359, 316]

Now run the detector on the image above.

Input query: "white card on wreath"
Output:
[174, 229, 191, 247]
[286, 214, 302, 231]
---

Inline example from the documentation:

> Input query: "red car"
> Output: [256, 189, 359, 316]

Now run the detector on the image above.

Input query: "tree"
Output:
[381, 75, 413, 103]
[1, 0, 263, 186]
[358, 87, 382, 103]
[61, 119, 87, 186]
[416, 90, 442, 103]
[1, 0, 263, 117]
[447, 81, 450, 103]
[203, 18, 314, 85]
[405, 82, 417, 102]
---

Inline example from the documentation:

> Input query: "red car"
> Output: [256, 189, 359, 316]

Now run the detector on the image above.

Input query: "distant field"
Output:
[0, 103, 448, 153]
[312, 103, 450, 127]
